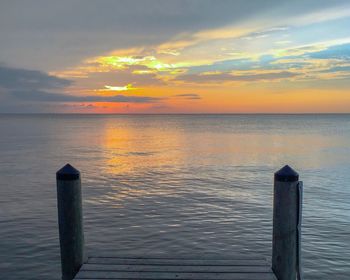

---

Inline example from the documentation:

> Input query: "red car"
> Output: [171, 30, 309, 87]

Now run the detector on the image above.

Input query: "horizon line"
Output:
[1, 112, 350, 115]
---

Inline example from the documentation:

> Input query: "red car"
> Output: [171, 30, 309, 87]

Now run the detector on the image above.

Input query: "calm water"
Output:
[0, 114, 349, 279]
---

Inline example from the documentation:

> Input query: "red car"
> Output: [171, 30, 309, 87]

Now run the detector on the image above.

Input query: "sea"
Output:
[0, 114, 349, 279]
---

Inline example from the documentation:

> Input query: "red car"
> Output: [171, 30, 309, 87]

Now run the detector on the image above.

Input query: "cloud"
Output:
[2, 0, 349, 71]
[323, 65, 350, 73]
[0, 0, 281, 70]
[56, 64, 166, 91]
[309, 43, 350, 59]
[90, 65, 166, 86]
[0, 65, 162, 114]
[175, 71, 298, 83]
[241, 26, 289, 40]
[0, 65, 72, 90]
[174, 93, 201, 99]
[11, 90, 161, 103]
[2, 2, 350, 113]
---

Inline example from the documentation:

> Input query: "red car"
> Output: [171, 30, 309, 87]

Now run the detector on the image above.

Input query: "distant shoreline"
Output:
[1, 113, 350, 116]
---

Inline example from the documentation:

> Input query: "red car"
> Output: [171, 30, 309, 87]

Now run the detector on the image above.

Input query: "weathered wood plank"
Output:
[75, 270, 276, 280]
[76, 278, 276, 280]
[88, 253, 266, 260]
[87, 258, 269, 266]
[74, 255, 277, 280]
[81, 263, 272, 273]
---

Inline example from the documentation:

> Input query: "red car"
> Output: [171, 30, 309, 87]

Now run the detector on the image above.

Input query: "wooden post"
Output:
[56, 164, 84, 280]
[272, 165, 300, 280]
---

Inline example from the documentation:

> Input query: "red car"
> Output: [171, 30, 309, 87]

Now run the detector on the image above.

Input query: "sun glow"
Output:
[104, 84, 136, 91]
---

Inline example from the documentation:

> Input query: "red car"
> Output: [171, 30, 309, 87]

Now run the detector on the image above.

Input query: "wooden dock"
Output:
[56, 164, 303, 280]
[74, 255, 277, 280]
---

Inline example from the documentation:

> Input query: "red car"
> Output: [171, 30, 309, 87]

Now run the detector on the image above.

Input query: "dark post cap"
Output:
[56, 163, 80, 181]
[274, 165, 299, 182]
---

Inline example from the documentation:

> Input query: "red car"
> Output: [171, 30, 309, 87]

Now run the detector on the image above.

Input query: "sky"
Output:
[1, 0, 350, 113]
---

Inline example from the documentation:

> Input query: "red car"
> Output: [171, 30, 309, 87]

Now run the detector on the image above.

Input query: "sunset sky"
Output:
[1, 0, 350, 113]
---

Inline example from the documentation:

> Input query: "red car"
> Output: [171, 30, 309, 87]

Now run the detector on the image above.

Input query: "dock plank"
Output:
[74, 256, 277, 280]
[75, 271, 276, 280]
[81, 264, 272, 273]
[87, 257, 269, 266]
[87, 254, 265, 260]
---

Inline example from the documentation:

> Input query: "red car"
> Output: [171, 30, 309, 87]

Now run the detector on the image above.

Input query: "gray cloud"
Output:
[175, 71, 298, 83]
[174, 93, 201, 99]
[241, 26, 289, 40]
[0, 65, 72, 90]
[1, 0, 347, 71]
[11, 90, 161, 103]
[0, 65, 162, 113]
